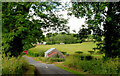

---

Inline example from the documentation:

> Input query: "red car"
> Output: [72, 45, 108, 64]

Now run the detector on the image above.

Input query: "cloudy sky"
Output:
[30, 2, 87, 35]
[58, 8, 86, 34]
[56, 2, 86, 34]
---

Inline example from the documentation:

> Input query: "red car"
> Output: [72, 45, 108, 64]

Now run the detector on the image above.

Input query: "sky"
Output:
[57, 8, 86, 34]
[30, 2, 87, 35]
[53, 2, 87, 34]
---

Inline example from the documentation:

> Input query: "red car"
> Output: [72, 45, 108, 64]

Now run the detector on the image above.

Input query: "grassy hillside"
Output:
[29, 42, 97, 54]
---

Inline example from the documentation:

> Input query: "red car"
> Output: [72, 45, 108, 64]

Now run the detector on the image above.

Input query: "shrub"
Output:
[64, 55, 120, 74]
[64, 56, 76, 67]
[42, 58, 49, 62]
[85, 55, 93, 60]
[66, 54, 70, 56]
[41, 58, 65, 62]
[49, 58, 65, 62]
[75, 51, 83, 54]
[28, 51, 39, 57]
[61, 52, 67, 55]
[88, 51, 94, 54]
[2, 54, 29, 74]
[76, 40, 83, 43]
[54, 54, 60, 58]
[46, 42, 52, 45]
[28, 50, 45, 57]
[46, 34, 77, 44]
[73, 54, 93, 60]
[39, 50, 45, 57]
[93, 48, 96, 51]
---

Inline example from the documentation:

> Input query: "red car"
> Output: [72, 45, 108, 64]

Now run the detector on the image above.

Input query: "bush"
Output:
[2, 54, 29, 74]
[73, 54, 93, 60]
[54, 54, 60, 58]
[39, 50, 45, 57]
[46, 34, 77, 44]
[28, 51, 39, 57]
[61, 52, 67, 55]
[75, 51, 83, 54]
[85, 55, 93, 60]
[93, 48, 96, 51]
[42, 58, 49, 62]
[49, 58, 65, 62]
[46, 42, 52, 45]
[88, 51, 94, 54]
[66, 54, 70, 56]
[41, 58, 65, 62]
[64, 55, 120, 74]
[28, 50, 45, 57]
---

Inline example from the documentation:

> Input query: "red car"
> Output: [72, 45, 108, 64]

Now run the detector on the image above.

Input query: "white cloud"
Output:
[67, 17, 86, 33]
[29, 2, 86, 35]
[57, 5, 86, 34]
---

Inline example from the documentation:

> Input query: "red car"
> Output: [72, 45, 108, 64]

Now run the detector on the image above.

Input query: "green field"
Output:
[29, 42, 97, 54]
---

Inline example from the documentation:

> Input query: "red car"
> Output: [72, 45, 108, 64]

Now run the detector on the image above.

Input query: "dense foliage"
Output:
[64, 55, 120, 74]
[2, 2, 68, 56]
[70, 2, 120, 58]
[28, 50, 45, 57]
[2, 54, 29, 74]
[41, 58, 65, 62]
[46, 33, 77, 44]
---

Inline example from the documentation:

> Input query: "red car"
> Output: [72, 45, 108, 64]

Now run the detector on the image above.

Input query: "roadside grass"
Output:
[26, 55, 43, 61]
[26, 55, 87, 75]
[29, 42, 97, 55]
[2, 55, 29, 74]
[2, 54, 35, 75]
[91, 54, 103, 59]
[22, 64, 35, 75]
[56, 64, 87, 76]
[25, 55, 49, 63]
[64, 54, 120, 74]
[26, 55, 65, 64]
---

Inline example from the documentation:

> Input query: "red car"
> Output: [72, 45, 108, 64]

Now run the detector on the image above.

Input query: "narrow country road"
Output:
[23, 56, 78, 76]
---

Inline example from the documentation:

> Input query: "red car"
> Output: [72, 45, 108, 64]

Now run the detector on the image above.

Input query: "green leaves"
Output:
[99, 4, 106, 11]
[71, 2, 120, 58]
[46, 33, 76, 44]
[106, 16, 112, 22]
[2, 2, 68, 56]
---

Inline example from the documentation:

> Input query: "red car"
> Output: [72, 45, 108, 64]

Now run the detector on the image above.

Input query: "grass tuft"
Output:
[2, 54, 30, 74]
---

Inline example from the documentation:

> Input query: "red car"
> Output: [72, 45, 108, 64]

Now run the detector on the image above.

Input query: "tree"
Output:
[70, 2, 120, 58]
[92, 27, 104, 42]
[72, 30, 76, 33]
[46, 33, 53, 38]
[78, 28, 91, 41]
[46, 33, 76, 44]
[60, 32, 66, 34]
[2, 2, 68, 57]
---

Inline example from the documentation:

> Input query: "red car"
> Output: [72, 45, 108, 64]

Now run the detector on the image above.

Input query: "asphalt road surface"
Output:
[23, 56, 78, 76]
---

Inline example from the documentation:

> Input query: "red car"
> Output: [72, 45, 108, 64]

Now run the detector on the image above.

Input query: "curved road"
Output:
[23, 56, 78, 76]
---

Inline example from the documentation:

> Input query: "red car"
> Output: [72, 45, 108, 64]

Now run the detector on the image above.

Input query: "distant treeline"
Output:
[43, 32, 103, 45]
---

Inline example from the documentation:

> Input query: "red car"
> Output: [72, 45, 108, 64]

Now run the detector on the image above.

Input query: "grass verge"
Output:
[64, 54, 120, 74]
[2, 55, 29, 74]
[56, 64, 87, 76]
[22, 64, 35, 75]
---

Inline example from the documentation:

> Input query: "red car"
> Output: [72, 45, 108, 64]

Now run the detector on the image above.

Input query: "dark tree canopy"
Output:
[78, 26, 91, 40]
[2, 2, 68, 57]
[70, 2, 120, 58]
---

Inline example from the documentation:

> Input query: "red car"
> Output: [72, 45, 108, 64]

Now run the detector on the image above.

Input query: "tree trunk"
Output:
[104, 2, 120, 58]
